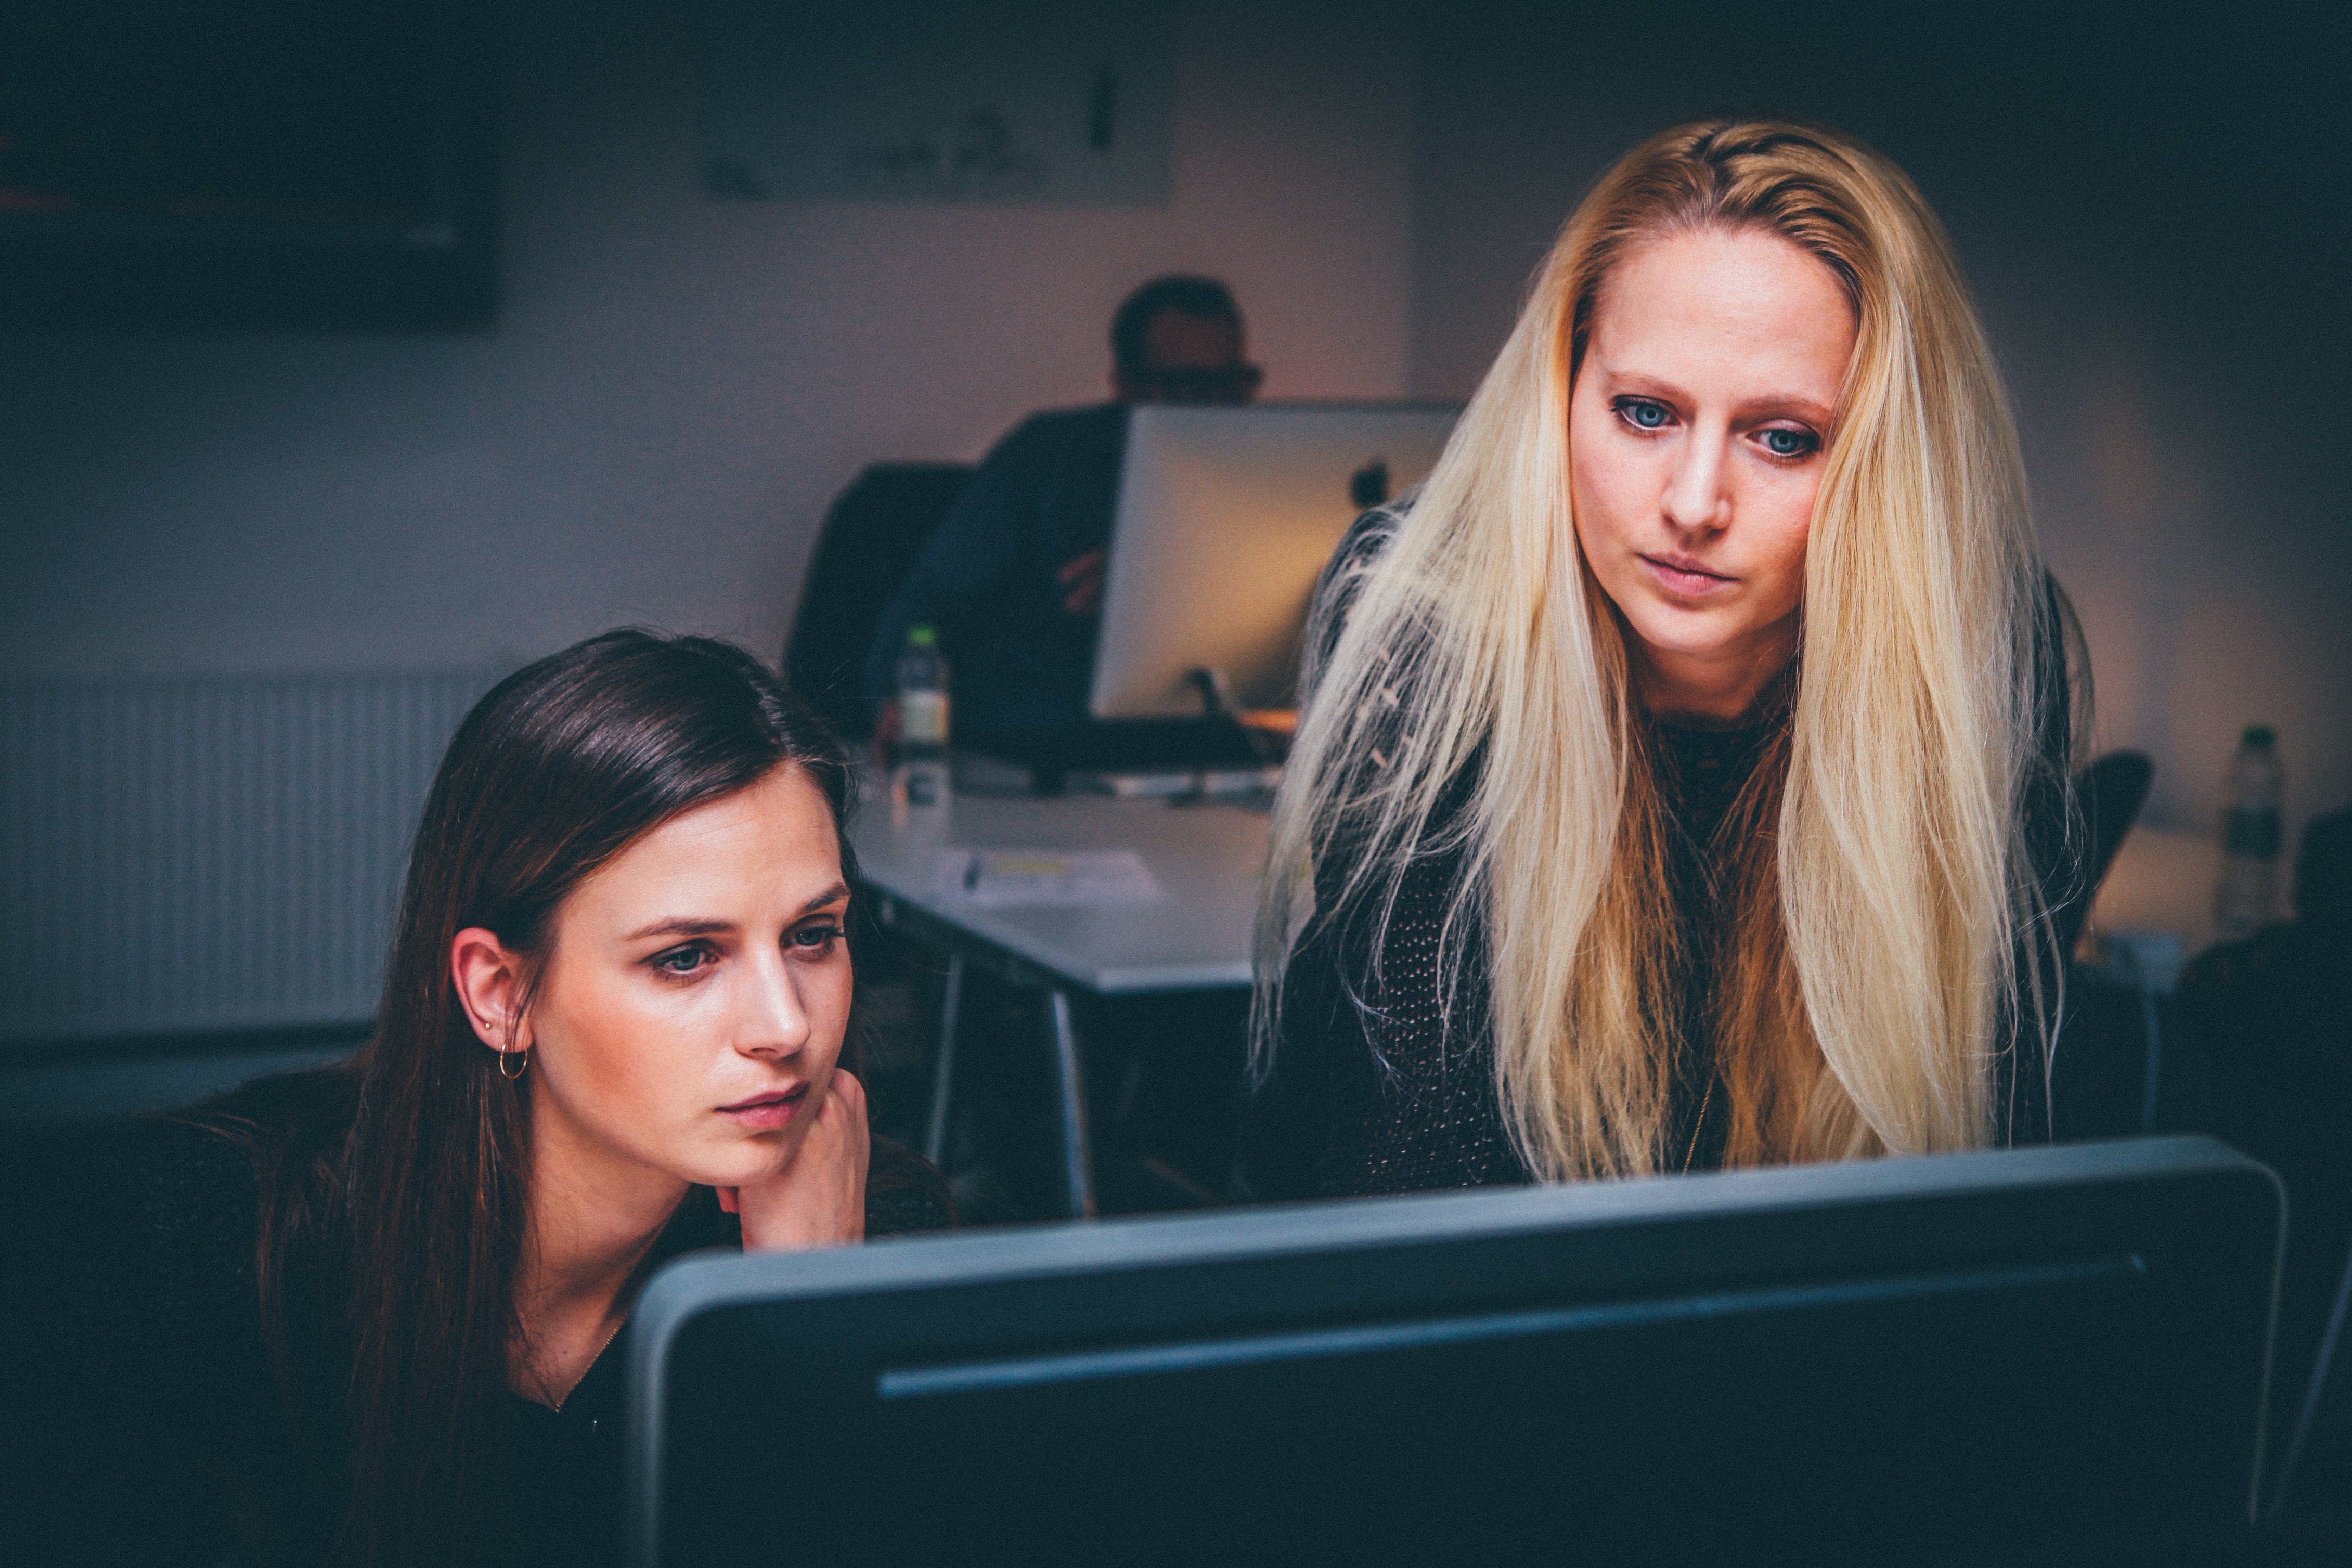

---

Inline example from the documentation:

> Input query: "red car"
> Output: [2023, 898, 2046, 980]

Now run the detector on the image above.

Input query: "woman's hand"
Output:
[719, 1068, 870, 1250]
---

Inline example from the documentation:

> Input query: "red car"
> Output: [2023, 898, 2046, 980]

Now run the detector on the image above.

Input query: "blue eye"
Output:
[1618, 398, 1670, 430]
[1761, 427, 1816, 458]
[653, 944, 713, 975]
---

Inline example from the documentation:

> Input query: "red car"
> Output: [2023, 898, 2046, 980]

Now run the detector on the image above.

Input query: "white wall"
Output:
[0, 0, 1415, 680]
[1403, 8, 2352, 866]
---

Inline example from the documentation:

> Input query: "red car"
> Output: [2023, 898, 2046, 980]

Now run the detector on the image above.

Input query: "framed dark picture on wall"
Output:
[0, 0, 498, 331]
[696, 0, 1174, 206]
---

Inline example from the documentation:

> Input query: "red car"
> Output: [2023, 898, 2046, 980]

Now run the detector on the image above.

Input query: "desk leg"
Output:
[1048, 989, 1096, 1220]
[923, 952, 965, 1169]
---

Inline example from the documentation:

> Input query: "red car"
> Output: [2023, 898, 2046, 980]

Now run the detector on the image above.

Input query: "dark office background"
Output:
[0, 0, 2342, 845]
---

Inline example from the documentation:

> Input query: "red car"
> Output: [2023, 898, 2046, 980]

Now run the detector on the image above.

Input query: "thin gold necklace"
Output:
[541, 1310, 627, 1412]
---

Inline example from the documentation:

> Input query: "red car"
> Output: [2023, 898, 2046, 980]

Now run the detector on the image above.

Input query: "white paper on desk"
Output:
[929, 848, 1165, 908]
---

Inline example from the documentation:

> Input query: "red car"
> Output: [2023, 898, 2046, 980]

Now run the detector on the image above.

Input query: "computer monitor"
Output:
[629, 1137, 2280, 1567]
[1089, 401, 1459, 720]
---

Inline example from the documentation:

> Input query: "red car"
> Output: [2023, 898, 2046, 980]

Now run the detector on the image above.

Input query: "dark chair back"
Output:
[784, 463, 974, 741]
[2062, 749, 2155, 956]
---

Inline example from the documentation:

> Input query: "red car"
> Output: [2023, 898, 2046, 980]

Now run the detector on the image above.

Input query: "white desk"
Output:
[847, 787, 1268, 1216]
[2090, 824, 2224, 963]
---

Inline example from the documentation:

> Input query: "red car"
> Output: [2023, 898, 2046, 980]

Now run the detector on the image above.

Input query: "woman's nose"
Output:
[738, 950, 812, 1059]
[1660, 428, 1730, 533]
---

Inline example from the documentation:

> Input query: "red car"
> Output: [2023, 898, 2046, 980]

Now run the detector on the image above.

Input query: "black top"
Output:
[1239, 508, 2093, 1203]
[10, 1069, 950, 1567]
[1649, 717, 1784, 1172]
[861, 401, 1129, 738]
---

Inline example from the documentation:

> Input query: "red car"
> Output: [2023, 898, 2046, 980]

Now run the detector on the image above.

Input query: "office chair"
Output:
[2044, 751, 2161, 1139]
[2064, 748, 2155, 958]
[782, 462, 975, 742]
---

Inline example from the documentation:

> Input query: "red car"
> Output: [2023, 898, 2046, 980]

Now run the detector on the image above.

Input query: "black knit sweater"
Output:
[1238, 511, 2094, 1203]
[1240, 720, 1790, 1199]
[10, 1068, 949, 1567]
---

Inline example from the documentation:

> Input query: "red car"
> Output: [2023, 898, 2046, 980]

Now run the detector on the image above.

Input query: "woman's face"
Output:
[518, 764, 854, 1195]
[1568, 224, 1855, 719]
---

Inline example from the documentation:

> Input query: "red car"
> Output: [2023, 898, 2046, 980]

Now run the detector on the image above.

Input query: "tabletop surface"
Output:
[847, 787, 1270, 993]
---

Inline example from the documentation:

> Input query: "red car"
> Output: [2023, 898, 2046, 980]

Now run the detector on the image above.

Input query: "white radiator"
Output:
[0, 668, 505, 1046]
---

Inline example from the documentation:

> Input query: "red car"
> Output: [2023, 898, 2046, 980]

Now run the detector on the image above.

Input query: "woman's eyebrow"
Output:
[797, 881, 851, 916]
[1746, 393, 1837, 425]
[1598, 368, 1687, 401]
[625, 884, 849, 940]
[625, 916, 734, 941]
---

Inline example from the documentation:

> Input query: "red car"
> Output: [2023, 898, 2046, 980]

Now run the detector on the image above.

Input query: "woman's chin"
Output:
[1623, 599, 1791, 665]
[684, 1132, 807, 1191]
[1627, 616, 1741, 664]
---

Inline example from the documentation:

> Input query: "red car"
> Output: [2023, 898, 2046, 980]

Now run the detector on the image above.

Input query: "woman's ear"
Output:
[451, 927, 535, 1053]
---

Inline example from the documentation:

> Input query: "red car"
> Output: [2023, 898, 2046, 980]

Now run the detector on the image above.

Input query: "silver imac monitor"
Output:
[630, 1136, 2281, 1567]
[1089, 401, 1460, 720]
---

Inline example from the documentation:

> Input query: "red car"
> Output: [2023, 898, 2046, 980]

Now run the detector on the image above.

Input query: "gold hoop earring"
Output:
[498, 1046, 528, 1081]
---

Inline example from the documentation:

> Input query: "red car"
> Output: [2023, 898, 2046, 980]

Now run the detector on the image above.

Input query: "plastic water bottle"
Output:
[893, 625, 951, 809]
[2214, 724, 2283, 938]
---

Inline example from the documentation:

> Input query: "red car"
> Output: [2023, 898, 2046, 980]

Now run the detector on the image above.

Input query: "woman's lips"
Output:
[1639, 552, 1736, 597]
[719, 1085, 808, 1131]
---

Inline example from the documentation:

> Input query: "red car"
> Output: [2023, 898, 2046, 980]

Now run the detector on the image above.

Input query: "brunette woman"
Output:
[1246, 119, 2096, 1199]
[24, 631, 946, 1566]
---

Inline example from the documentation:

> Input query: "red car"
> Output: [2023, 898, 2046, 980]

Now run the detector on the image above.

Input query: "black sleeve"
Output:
[865, 1136, 955, 1235]
[1234, 914, 1342, 1204]
[11, 1119, 314, 1567]
[1235, 506, 1391, 1203]
[1242, 830, 1528, 1201]
[1239, 501, 1529, 1201]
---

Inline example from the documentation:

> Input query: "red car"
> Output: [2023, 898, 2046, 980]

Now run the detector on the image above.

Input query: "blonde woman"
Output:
[1243, 118, 2088, 1200]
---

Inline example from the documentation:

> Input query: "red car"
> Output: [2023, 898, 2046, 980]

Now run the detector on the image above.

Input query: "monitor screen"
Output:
[629, 1136, 2280, 1567]
[1089, 402, 1459, 720]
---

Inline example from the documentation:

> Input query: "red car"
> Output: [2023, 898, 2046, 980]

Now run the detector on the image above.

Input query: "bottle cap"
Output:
[2241, 724, 2277, 748]
[908, 625, 937, 649]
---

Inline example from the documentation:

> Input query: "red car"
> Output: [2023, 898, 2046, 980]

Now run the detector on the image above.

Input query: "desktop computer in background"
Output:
[962, 401, 1457, 793]
[630, 1137, 2281, 1567]
[1090, 401, 1459, 722]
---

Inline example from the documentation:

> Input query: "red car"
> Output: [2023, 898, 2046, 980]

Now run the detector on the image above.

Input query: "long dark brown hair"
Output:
[216, 630, 860, 1565]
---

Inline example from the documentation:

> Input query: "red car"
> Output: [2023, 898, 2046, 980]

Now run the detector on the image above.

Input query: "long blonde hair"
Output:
[1255, 118, 2071, 1181]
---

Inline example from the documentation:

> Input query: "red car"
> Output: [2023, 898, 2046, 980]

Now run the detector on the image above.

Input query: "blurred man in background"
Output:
[863, 275, 1261, 745]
